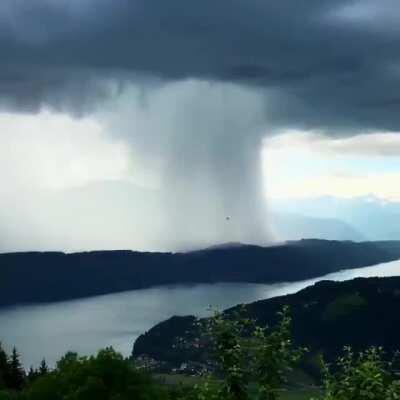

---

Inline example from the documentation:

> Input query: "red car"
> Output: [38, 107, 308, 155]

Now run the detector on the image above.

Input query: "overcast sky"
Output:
[1, 0, 400, 251]
[264, 131, 400, 201]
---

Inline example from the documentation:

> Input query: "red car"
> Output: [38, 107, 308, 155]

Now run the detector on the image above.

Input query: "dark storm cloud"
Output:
[2, 0, 400, 250]
[1, 0, 400, 131]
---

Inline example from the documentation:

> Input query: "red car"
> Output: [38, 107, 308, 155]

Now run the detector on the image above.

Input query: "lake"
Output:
[1, 259, 400, 368]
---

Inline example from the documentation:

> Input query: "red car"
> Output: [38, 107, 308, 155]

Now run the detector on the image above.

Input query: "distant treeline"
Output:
[1, 239, 400, 307]
[0, 345, 183, 400]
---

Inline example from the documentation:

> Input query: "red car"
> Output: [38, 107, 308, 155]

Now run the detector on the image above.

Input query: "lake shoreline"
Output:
[0, 258, 399, 368]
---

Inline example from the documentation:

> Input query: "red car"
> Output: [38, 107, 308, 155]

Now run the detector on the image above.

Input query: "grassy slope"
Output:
[154, 373, 321, 399]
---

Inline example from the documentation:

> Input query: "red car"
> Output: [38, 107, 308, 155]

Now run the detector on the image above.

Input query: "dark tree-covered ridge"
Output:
[1, 239, 400, 307]
[133, 276, 400, 372]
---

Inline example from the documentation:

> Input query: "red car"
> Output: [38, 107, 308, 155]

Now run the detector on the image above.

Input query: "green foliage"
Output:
[38, 359, 48, 377]
[27, 373, 60, 400]
[27, 359, 49, 385]
[319, 346, 400, 400]
[3, 304, 400, 400]
[0, 344, 9, 390]
[0, 392, 11, 400]
[6, 348, 25, 391]
[0, 344, 27, 394]
[23, 347, 173, 400]
[0, 344, 185, 400]
[191, 306, 306, 400]
[203, 306, 253, 400]
[323, 294, 367, 322]
[251, 307, 306, 400]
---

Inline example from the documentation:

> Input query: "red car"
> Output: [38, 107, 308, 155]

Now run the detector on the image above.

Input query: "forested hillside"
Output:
[133, 276, 400, 374]
[1, 240, 400, 306]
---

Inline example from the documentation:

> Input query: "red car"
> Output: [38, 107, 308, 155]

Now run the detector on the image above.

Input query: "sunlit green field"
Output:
[154, 373, 203, 386]
[280, 389, 321, 400]
[154, 373, 321, 399]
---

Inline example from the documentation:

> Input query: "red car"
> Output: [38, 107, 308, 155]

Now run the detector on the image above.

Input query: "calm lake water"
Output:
[1, 259, 400, 368]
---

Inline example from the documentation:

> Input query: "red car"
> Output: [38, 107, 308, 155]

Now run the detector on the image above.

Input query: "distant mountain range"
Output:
[1, 239, 400, 307]
[270, 212, 366, 242]
[270, 195, 400, 241]
[133, 276, 400, 376]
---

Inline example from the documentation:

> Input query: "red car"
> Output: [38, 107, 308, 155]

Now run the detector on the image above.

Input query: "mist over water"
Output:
[1, 259, 400, 368]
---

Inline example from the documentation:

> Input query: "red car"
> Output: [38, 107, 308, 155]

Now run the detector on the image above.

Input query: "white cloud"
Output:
[263, 130, 400, 201]
[267, 172, 400, 201]
[322, 133, 400, 156]
[0, 110, 131, 193]
[328, 0, 400, 31]
[266, 130, 400, 156]
[0, 110, 168, 252]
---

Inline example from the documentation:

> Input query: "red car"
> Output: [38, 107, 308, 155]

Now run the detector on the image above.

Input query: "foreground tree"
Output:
[0, 344, 9, 390]
[191, 306, 305, 400]
[27, 367, 39, 384]
[38, 359, 48, 377]
[7, 348, 25, 391]
[319, 346, 400, 400]
[3, 310, 400, 399]
[25, 347, 172, 400]
[27, 359, 49, 385]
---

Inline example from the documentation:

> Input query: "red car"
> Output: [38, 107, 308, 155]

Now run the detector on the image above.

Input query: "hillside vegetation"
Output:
[2, 298, 400, 399]
[133, 276, 400, 376]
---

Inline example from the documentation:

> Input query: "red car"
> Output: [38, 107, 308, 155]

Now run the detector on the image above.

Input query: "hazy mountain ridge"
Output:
[1, 239, 400, 307]
[271, 196, 400, 241]
[271, 212, 366, 242]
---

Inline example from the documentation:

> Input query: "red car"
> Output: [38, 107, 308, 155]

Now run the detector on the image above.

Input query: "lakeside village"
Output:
[133, 334, 214, 376]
